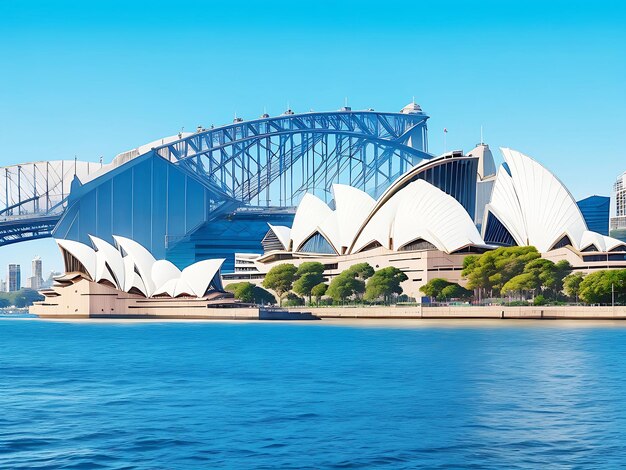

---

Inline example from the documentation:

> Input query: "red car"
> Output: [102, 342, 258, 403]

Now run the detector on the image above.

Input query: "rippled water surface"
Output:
[2, 319, 626, 469]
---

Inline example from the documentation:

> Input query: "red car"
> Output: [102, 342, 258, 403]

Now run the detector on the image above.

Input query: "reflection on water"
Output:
[1, 319, 626, 468]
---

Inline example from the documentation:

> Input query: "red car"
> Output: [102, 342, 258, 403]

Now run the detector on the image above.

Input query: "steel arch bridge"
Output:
[157, 110, 430, 206]
[0, 108, 430, 247]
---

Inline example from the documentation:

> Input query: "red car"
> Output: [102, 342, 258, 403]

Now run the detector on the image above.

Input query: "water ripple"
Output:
[2, 319, 626, 468]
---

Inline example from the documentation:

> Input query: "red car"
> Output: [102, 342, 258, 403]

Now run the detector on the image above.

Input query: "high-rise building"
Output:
[610, 172, 626, 242]
[29, 256, 43, 290]
[0, 279, 5, 292]
[7, 264, 21, 292]
[577, 195, 610, 236]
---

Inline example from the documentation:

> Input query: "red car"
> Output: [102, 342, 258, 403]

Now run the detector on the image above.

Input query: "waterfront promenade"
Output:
[287, 305, 626, 320]
[29, 305, 626, 321]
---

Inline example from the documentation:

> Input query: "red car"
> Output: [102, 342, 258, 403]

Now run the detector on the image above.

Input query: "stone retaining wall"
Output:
[289, 305, 626, 319]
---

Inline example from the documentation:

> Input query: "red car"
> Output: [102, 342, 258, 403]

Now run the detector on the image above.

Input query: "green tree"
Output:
[311, 282, 328, 304]
[224, 282, 277, 305]
[440, 283, 472, 301]
[346, 263, 374, 281]
[283, 292, 305, 307]
[364, 267, 408, 303]
[579, 269, 626, 304]
[419, 278, 451, 300]
[262, 264, 297, 306]
[225, 282, 256, 303]
[327, 272, 365, 303]
[563, 272, 585, 302]
[295, 262, 325, 278]
[293, 262, 325, 303]
[501, 272, 540, 299]
[462, 246, 541, 298]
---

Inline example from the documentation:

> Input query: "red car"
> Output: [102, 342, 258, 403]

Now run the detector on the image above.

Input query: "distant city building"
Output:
[28, 256, 43, 290]
[7, 264, 21, 292]
[42, 271, 62, 289]
[610, 172, 626, 241]
[577, 195, 610, 236]
[0, 279, 5, 292]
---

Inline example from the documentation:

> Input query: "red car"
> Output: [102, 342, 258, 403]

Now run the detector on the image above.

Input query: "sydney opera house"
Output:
[30, 235, 242, 318]
[1, 102, 624, 310]
[229, 147, 626, 298]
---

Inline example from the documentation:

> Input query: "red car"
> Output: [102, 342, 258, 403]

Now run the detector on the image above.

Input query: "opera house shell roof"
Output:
[263, 166, 488, 257]
[483, 148, 626, 253]
[260, 147, 626, 259]
[56, 235, 225, 298]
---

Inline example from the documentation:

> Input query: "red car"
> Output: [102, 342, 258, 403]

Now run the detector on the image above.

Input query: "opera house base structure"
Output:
[30, 275, 256, 320]
[29, 235, 317, 320]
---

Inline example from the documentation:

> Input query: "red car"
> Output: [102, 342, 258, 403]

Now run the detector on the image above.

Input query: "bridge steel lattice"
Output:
[0, 160, 102, 246]
[155, 110, 430, 206]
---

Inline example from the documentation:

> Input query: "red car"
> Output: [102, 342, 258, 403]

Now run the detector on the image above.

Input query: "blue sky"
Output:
[0, 0, 625, 282]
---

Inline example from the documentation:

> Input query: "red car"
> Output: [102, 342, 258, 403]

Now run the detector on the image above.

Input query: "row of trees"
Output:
[225, 247, 626, 307]
[260, 262, 408, 306]
[461, 246, 571, 301]
[563, 270, 626, 304]
[458, 245, 626, 304]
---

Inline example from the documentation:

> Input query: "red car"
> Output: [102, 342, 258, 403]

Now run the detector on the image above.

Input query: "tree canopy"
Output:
[293, 262, 325, 302]
[327, 273, 365, 302]
[501, 258, 571, 300]
[262, 264, 298, 306]
[563, 272, 585, 301]
[364, 267, 408, 303]
[311, 282, 328, 302]
[462, 246, 541, 296]
[419, 278, 471, 302]
[579, 269, 626, 304]
[224, 282, 277, 305]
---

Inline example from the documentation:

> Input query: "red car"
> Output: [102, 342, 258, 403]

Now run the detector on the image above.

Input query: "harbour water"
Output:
[2, 319, 626, 468]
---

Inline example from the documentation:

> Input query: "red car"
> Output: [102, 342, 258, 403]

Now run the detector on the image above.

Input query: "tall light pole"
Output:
[612, 282, 615, 308]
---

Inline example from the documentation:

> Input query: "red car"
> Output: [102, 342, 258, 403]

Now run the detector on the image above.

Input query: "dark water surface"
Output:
[2, 319, 626, 469]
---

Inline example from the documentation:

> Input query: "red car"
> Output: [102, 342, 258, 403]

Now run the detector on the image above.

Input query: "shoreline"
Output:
[7, 315, 626, 329]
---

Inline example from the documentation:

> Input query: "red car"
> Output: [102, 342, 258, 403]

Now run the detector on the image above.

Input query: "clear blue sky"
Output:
[1, 0, 625, 282]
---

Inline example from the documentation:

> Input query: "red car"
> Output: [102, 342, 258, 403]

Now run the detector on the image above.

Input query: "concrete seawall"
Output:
[288, 305, 626, 320]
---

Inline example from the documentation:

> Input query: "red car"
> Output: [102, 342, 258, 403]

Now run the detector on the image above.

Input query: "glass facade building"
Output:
[577, 195, 610, 236]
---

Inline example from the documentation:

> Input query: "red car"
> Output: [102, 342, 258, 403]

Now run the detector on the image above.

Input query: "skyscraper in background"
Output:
[577, 195, 610, 236]
[7, 264, 21, 292]
[27, 256, 44, 290]
[610, 172, 626, 242]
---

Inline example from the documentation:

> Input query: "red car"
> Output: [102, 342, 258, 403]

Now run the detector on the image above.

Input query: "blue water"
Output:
[2, 320, 626, 469]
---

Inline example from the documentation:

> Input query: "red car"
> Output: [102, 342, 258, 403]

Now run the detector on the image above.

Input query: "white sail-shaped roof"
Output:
[289, 193, 337, 252]
[485, 148, 589, 252]
[122, 256, 148, 296]
[89, 235, 125, 289]
[580, 231, 626, 252]
[151, 260, 182, 294]
[151, 259, 225, 297]
[113, 235, 157, 296]
[55, 235, 226, 298]
[332, 184, 376, 252]
[56, 239, 97, 280]
[267, 224, 291, 250]
[351, 180, 484, 253]
[180, 258, 225, 297]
